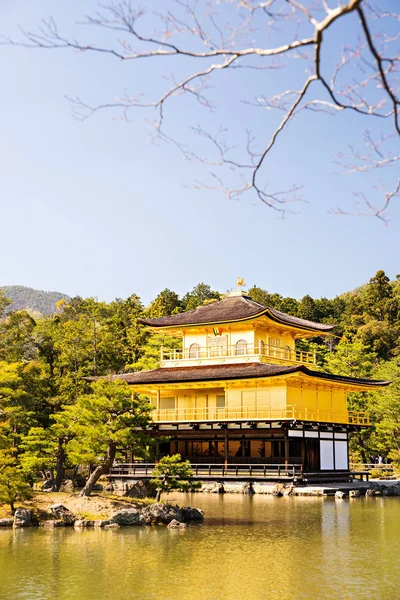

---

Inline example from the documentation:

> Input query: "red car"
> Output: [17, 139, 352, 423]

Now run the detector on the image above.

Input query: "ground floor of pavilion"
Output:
[153, 421, 352, 472]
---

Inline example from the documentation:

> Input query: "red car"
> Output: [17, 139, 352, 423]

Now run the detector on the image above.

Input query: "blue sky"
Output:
[1, 1, 399, 305]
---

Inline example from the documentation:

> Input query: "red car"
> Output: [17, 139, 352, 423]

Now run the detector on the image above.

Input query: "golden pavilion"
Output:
[116, 283, 389, 477]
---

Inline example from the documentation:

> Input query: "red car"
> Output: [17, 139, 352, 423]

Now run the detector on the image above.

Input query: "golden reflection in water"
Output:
[1, 495, 400, 600]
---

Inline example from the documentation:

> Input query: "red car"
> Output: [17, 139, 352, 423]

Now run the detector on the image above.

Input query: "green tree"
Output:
[151, 454, 200, 501]
[0, 450, 32, 513]
[325, 334, 378, 462]
[64, 379, 153, 496]
[182, 283, 220, 311]
[148, 289, 181, 318]
[369, 360, 400, 458]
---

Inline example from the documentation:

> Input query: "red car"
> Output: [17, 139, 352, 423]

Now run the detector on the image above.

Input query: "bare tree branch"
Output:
[2, 0, 399, 219]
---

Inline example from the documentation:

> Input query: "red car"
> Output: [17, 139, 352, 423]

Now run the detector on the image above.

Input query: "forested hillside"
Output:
[0, 272, 400, 499]
[0, 286, 70, 315]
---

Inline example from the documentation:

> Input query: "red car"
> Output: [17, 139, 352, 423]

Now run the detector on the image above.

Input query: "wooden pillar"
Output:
[301, 437, 306, 471]
[285, 436, 289, 469]
[224, 428, 229, 468]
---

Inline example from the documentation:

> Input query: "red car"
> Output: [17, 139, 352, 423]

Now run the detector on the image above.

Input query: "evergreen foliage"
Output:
[0, 271, 399, 496]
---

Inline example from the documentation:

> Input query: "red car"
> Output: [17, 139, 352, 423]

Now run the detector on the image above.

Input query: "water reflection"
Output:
[1, 495, 400, 599]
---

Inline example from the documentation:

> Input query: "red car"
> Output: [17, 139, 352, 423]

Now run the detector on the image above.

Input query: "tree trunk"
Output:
[79, 443, 116, 497]
[10, 501, 15, 514]
[156, 488, 162, 502]
[55, 438, 66, 491]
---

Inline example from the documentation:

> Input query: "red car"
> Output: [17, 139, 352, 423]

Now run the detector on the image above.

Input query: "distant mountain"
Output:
[1, 285, 71, 316]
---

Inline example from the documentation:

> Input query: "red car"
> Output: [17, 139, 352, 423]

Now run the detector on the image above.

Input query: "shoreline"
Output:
[1, 478, 399, 530]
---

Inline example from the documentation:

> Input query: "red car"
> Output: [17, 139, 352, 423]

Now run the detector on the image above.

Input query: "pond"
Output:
[0, 494, 399, 600]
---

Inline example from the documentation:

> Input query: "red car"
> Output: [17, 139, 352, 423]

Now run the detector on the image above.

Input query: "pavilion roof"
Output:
[138, 294, 335, 333]
[108, 362, 389, 388]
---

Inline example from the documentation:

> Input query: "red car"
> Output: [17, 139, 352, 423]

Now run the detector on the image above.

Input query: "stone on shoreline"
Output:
[49, 504, 76, 525]
[271, 484, 286, 497]
[94, 520, 111, 528]
[335, 491, 346, 499]
[104, 523, 120, 529]
[110, 509, 144, 526]
[124, 480, 157, 499]
[0, 518, 14, 527]
[14, 508, 32, 528]
[74, 520, 95, 528]
[241, 482, 255, 495]
[142, 503, 183, 525]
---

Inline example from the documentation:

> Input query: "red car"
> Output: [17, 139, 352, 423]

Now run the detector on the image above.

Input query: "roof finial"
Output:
[236, 276, 246, 290]
[227, 277, 247, 297]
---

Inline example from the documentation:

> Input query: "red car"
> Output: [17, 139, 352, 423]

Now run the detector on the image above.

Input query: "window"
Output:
[159, 397, 176, 410]
[188, 343, 201, 358]
[208, 335, 228, 356]
[235, 339, 247, 355]
[216, 394, 225, 409]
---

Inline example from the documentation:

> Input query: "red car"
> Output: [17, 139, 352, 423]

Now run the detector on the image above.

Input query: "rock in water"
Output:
[349, 490, 360, 498]
[167, 519, 187, 529]
[110, 509, 144, 526]
[335, 491, 346, 500]
[181, 507, 204, 522]
[49, 504, 76, 525]
[142, 503, 183, 525]
[241, 482, 255, 495]
[271, 484, 286, 497]
[210, 482, 225, 494]
[14, 509, 32, 528]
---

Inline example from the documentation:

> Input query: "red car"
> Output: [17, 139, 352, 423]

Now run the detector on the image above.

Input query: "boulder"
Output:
[41, 479, 57, 492]
[41, 520, 66, 527]
[167, 519, 187, 529]
[94, 520, 111, 528]
[335, 491, 346, 499]
[142, 503, 183, 525]
[59, 479, 75, 493]
[93, 483, 103, 491]
[0, 518, 14, 527]
[241, 482, 255, 495]
[110, 509, 144, 526]
[365, 489, 377, 497]
[210, 482, 225, 494]
[73, 474, 86, 488]
[104, 484, 115, 492]
[74, 520, 95, 528]
[14, 508, 31, 528]
[271, 484, 286, 497]
[49, 504, 76, 525]
[124, 480, 157, 499]
[104, 523, 120, 529]
[181, 507, 204, 522]
[283, 484, 296, 497]
[349, 490, 361, 498]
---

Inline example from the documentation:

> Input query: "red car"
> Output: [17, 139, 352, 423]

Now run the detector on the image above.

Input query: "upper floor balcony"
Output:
[160, 341, 316, 368]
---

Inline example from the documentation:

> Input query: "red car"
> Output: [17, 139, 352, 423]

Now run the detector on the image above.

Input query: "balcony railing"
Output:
[152, 406, 370, 426]
[160, 342, 316, 366]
